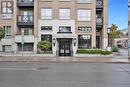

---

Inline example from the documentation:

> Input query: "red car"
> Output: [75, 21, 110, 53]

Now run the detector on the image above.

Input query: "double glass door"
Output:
[59, 41, 71, 56]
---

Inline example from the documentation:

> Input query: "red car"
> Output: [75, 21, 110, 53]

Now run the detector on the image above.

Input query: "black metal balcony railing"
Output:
[128, 0, 130, 7]
[96, 17, 103, 26]
[96, 0, 103, 9]
[17, 0, 34, 7]
[17, 15, 34, 26]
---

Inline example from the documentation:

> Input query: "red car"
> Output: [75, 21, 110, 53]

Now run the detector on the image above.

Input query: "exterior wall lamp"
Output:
[53, 38, 56, 46]
[73, 38, 77, 46]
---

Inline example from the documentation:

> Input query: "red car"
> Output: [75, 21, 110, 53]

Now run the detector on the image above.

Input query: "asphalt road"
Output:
[0, 62, 130, 87]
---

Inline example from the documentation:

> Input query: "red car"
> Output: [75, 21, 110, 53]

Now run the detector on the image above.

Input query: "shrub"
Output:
[37, 41, 52, 53]
[112, 46, 119, 52]
[77, 49, 112, 55]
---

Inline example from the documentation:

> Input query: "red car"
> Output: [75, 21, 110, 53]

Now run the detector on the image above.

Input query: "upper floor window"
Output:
[1, 1, 13, 14]
[21, 28, 33, 35]
[59, 8, 70, 19]
[77, 9, 91, 21]
[18, 0, 34, 3]
[59, 0, 72, 1]
[41, 26, 52, 30]
[3, 26, 12, 38]
[41, 8, 52, 19]
[78, 26, 92, 32]
[59, 26, 71, 33]
[77, 0, 91, 3]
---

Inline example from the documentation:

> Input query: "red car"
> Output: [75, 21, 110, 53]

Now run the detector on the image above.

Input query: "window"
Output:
[59, 26, 71, 33]
[78, 9, 91, 21]
[78, 27, 92, 32]
[59, 0, 72, 1]
[41, 8, 52, 19]
[21, 28, 33, 35]
[1, 1, 13, 14]
[18, 0, 34, 3]
[3, 26, 11, 38]
[1, 1, 13, 18]
[41, 35, 52, 42]
[59, 9, 70, 19]
[41, 26, 52, 30]
[41, 35, 52, 51]
[77, 0, 91, 3]
[78, 35, 91, 48]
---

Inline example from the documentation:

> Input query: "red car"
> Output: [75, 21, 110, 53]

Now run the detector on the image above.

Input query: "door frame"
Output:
[58, 38, 72, 56]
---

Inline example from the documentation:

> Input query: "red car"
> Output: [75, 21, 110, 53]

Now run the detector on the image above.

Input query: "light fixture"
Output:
[53, 38, 56, 46]
[73, 38, 77, 46]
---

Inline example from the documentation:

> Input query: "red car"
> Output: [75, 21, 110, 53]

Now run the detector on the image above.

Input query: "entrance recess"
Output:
[58, 39, 72, 56]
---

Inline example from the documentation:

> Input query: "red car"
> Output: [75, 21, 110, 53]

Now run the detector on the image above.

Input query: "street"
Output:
[0, 62, 130, 87]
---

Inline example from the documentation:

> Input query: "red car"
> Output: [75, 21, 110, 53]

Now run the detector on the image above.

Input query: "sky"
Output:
[108, 0, 128, 29]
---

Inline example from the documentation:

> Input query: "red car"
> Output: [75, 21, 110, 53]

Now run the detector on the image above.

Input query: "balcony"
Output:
[96, 0, 103, 10]
[17, 15, 34, 26]
[17, 0, 34, 7]
[96, 17, 103, 27]
[129, 0, 130, 7]
[15, 35, 35, 43]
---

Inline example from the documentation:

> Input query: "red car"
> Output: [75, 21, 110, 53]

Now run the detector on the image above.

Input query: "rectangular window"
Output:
[21, 28, 33, 35]
[1, 1, 13, 14]
[41, 35, 52, 42]
[78, 27, 92, 32]
[18, 0, 34, 3]
[77, 0, 91, 3]
[78, 35, 91, 49]
[59, 0, 72, 1]
[59, 9, 70, 19]
[78, 9, 91, 21]
[41, 26, 52, 30]
[41, 8, 52, 19]
[3, 26, 11, 38]
[59, 26, 71, 33]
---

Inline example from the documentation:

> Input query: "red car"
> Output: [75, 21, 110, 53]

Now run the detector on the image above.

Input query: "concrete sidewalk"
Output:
[0, 48, 129, 63]
[0, 56, 130, 63]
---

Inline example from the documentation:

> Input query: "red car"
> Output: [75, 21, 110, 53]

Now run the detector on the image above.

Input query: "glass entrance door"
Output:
[59, 42, 71, 56]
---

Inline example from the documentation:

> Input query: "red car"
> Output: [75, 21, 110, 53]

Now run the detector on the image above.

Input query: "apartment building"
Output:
[0, 0, 108, 56]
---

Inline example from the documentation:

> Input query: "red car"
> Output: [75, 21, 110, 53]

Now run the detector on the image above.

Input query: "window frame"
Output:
[59, 8, 71, 19]
[77, 9, 91, 21]
[41, 8, 53, 20]
[1, 1, 13, 14]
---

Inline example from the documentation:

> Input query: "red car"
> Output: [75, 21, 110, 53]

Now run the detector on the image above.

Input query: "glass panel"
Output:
[41, 9, 52, 19]
[77, 0, 91, 3]
[78, 10, 91, 21]
[59, 26, 71, 32]
[78, 35, 91, 49]
[59, 9, 70, 19]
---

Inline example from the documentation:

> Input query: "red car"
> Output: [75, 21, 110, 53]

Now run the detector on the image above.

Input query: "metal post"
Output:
[21, 29, 24, 55]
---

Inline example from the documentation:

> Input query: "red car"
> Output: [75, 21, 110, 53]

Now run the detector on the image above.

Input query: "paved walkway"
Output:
[0, 49, 129, 63]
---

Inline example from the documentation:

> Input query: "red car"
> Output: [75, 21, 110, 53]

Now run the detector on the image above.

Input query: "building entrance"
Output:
[58, 39, 72, 56]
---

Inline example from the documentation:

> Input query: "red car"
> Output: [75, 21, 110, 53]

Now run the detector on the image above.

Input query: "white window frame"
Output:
[77, 9, 91, 21]
[41, 8, 52, 19]
[3, 26, 12, 38]
[77, 0, 92, 3]
[59, 8, 70, 19]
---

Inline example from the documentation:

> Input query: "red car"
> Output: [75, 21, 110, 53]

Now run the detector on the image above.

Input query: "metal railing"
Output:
[17, 15, 34, 23]
[96, 0, 103, 8]
[96, 17, 103, 25]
